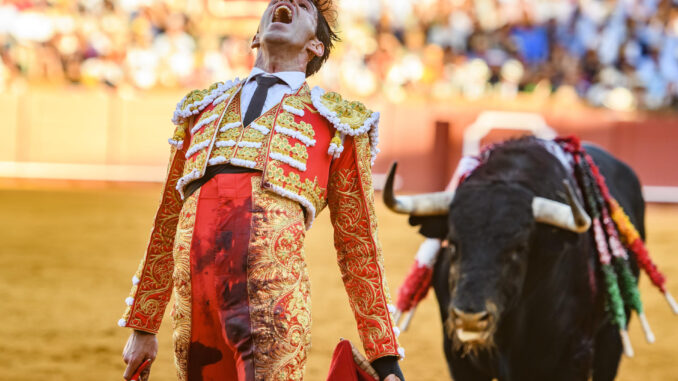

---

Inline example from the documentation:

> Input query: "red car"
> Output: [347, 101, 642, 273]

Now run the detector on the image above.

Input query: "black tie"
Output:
[243, 75, 282, 126]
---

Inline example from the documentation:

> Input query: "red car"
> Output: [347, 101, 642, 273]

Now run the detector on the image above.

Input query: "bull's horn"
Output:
[383, 162, 453, 216]
[532, 180, 591, 233]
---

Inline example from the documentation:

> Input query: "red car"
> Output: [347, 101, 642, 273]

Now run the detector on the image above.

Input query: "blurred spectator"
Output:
[1, 0, 677, 110]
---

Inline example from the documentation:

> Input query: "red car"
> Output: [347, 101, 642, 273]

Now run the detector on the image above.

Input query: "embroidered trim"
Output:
[250, 122, 271, 135]
[238, 141, 263, 149]
[368, 120, 381, 165]
[310, 86, 381, 164]
[172, 79, 241, 125]
[215, 140, 237, 148]
[230, 157, 257, 169]
[220, 122, 241, 133]
[266, 183, 316, 229]
[168, 139, 184, 149]
[176, 168, 201, 200]
[185, 140, 211, 159]
[283, 104, 305, 117]
[212, 91, 231, 107]
[275, 125, 316, 147]
[270, 152, 307, 171]
[208, 156, 228, 166]
[190, 114, 218, 135]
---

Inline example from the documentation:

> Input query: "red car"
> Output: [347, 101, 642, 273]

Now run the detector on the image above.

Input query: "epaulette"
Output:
[168, 79, 242, 149]
[310, 86, 380, 164]
[171, 79, 242, 126]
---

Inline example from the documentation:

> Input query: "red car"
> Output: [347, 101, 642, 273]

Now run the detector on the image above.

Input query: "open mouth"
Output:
[272, 4, 293, 24]
[455, 328, 490, 343]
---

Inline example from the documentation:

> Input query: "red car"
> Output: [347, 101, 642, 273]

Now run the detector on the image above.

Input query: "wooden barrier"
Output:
[1, 87, 676, 199]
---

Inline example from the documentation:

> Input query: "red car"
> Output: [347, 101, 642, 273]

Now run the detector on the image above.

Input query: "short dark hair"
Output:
[306, 0, 339, 77]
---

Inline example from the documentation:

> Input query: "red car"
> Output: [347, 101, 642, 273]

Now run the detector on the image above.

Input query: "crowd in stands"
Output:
[1, 0, 677, 110]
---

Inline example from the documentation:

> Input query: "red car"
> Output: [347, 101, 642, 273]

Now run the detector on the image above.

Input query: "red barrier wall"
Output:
[371, 99, 678, 194]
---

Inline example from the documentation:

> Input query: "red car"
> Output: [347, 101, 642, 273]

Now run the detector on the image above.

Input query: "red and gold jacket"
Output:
[119, 80, 403, 361]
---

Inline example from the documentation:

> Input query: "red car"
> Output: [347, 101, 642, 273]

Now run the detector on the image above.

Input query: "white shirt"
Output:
[240, 67, 306, 119]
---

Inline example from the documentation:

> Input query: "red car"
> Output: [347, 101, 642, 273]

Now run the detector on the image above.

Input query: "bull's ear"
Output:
[409, 215, 449, 239]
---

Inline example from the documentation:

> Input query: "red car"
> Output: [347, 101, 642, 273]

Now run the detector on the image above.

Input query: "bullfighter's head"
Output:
[251, 0, 338, 77]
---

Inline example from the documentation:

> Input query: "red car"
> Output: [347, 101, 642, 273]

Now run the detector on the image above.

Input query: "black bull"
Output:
[386, 139, 644, 381]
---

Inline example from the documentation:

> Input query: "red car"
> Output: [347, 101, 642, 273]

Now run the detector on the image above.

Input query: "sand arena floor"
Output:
[1, 181, 676, 381]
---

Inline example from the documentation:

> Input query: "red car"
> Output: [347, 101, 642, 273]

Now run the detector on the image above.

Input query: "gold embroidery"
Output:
[183, 150, 209, 177]
[276, 113, 315, 142]
[235, 147, 259, 160]
[171, 189, 200, 381]
[182, 89, 208, 114]
[248, 177, 311, 381]
[172, 122, 189, 144]
[122, 146, 185, 333]
[223, 95, 241, 124]
[327, 135, 399, 361]
[243, 128, 268, 142]
[320, 92, 373, 131]
[265, 162, 325, 215]
[283, 93, 313, 112]
[271, 135, 309, 165]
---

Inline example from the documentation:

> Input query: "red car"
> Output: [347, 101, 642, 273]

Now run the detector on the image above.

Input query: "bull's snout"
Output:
[448, 305, 493, 344]
[451, 307, 490, 330]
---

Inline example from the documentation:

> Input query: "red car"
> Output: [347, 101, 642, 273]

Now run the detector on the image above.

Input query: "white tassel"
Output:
[237, 141, 263, 149]
[132, 275, 140, 286]
[620, 329, 634, 357]
[665, 291, 678, 314]
[393, 326, 401, 338]
[219, 122, 241, 133]
[388, 304, 396, 314]
[125, 297, 134, 306]
[638, 313, 655, 343]
[215, 140, 237, 148]
[190, 114, 218, 135]
[185, 140, 211, 159]
[270, 152, 307, 171]
[327, 142, 344, 159]
[274, 125, 316, 146]
[230, 158, 257, 169]
[250, 122, 271, 135]
[283, 104, 305, 117]
[168, 139, 184, 149]
[118, 319, 127, 327]
[176, 169, 202, 200]
[397, 347, 406, 359]
[208, 156, 228, 166]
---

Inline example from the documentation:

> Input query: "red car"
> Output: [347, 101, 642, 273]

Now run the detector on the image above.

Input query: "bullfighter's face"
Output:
[253, 0, 323, 61]
[445, 183, 533, 351]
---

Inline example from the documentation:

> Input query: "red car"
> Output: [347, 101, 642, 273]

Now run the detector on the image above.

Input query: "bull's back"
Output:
[583, 143, 646, 240]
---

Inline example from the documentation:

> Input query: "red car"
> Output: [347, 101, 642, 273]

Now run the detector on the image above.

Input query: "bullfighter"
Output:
[118, 0, 404, 380]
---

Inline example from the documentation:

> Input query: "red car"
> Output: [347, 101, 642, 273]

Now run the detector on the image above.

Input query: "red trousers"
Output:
[182, 173, 311, 381]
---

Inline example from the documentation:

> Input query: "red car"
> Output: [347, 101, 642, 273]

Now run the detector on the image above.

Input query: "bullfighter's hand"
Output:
[122, 330, 158, 380]
[385, 375, 402, 381]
